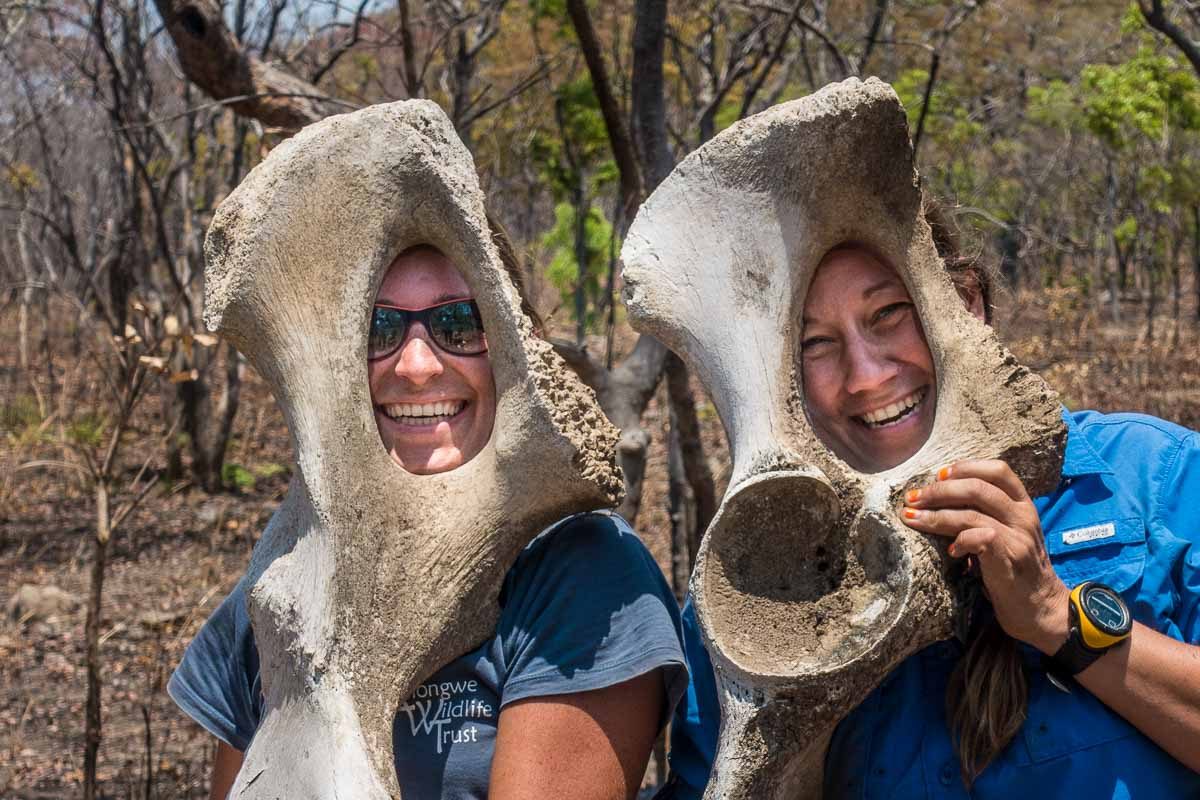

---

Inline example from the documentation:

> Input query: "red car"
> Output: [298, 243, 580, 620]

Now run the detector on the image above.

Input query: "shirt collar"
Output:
[1060, 408, 1114, 478]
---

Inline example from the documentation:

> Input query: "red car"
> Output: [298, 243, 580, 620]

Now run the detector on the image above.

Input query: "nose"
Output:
[842, 335, 898, 396]
[392, 328, 444, 385]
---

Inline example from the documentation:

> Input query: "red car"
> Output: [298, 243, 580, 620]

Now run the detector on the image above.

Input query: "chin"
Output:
[388, 446, 464, 476]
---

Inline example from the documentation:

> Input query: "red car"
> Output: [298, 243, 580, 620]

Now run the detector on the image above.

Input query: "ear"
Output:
[955, 281, 986, 323]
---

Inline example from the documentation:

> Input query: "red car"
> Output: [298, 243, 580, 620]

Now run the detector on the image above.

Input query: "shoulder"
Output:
[1069, 409, 1197, 451]
[495, 512, 686, 704]
[168, 579, 263, 750]
[513, 511, 658, 573]
[499, 510, 673, 616]
[1066, 409, 1199, 502]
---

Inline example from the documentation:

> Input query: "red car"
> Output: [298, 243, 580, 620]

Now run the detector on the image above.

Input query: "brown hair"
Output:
[924, 193, 1024, 785]
[486, 212, 545, 335]
[923, 194, 1001, 324]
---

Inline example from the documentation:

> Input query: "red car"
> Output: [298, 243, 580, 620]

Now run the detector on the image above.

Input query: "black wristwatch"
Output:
[1042, 581, 1132, 692]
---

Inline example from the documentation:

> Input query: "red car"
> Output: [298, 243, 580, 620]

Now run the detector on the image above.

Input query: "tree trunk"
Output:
[667, 398, 695, 602]
[1106, 167, 1121, 323]
[574, 174, 589, 345]
[175, 336, 244, 493]
[152, 0, 342, 132]
[912, 50, 941, 160]
[666, 353, 717, 582]
[631, 0, 673, 190]
[566, 0, 643, 221]
[16, 210, 33, 372]
[1193, 205, 1199, 322]
[83, 479, 111, 800]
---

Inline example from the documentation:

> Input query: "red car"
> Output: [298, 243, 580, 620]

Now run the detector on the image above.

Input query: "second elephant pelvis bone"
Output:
[621, 77, 1065, 799]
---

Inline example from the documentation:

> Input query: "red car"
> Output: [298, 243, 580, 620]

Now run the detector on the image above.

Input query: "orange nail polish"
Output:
[903, 507, 920, 520]
[937, 466, 951, 481]
[906, 488, 920, 504]
[948, 543, 957, 557]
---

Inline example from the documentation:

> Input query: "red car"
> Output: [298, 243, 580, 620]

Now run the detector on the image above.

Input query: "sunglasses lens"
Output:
[430, 301, 486, 354]
[368, 307, 408, 360]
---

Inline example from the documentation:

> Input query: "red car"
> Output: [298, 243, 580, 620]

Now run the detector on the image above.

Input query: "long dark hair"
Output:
[924, 194, 1024, 785]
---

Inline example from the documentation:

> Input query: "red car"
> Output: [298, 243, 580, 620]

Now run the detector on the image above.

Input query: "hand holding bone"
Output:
[902, 460, 1071, 656]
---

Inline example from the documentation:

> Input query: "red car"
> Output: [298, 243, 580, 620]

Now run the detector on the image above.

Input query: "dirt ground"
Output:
[2, 283, 1199, 799]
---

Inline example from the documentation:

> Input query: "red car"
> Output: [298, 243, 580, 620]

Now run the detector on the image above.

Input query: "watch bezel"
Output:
[1079, 582, 1132, 638]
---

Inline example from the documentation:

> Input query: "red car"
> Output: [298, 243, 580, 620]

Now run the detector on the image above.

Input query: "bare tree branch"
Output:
[739, 0, 802, 119]
[152, 0, 344, 131]
[858, 0, 889, 74]
[1140, 0, 1200, 77]
[309, 0, 372, 85]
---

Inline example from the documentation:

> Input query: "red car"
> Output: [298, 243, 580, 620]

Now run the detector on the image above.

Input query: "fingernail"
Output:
[906, 488, 920, 504]
[937, 465, 952, 481]
[948, 543, 957, 557]
[903, 507, 921, 520]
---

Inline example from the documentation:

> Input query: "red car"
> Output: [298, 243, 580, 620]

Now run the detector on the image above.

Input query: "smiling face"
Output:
[799, 247, 936, 473]
[369, 247, 496, 475]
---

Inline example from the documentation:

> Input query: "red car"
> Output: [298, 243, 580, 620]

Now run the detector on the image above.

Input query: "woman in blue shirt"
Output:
[666, 207, 1200, 798]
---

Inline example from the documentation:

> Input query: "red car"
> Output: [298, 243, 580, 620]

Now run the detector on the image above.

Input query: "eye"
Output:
[872, 302, 913, 326]
[800, 334, 835, 357]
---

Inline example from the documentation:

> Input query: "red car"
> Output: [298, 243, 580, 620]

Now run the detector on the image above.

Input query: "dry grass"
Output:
[1, 283, 1197, 797]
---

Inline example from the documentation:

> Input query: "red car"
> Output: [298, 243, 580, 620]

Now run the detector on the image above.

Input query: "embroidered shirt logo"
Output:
[1061, 522, 1116, 546]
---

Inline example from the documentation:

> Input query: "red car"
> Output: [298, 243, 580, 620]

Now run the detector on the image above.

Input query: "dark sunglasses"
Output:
[368, 298, 488, 360]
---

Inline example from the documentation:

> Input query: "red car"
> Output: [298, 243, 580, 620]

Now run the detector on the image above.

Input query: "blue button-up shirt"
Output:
[667, 410, 1200, 798]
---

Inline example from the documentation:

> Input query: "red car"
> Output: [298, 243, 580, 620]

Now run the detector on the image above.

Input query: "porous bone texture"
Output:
[203, 100, 622, 799]
[621, 77, 1065, 799]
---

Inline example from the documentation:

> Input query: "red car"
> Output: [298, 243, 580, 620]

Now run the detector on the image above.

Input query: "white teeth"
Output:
[859, 390, 924, 428]
[382, 400, 465, 424]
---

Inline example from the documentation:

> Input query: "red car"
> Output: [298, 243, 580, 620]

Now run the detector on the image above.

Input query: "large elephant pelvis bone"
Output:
[203, 101, 622, 799]
[621, 78, 1065, 799]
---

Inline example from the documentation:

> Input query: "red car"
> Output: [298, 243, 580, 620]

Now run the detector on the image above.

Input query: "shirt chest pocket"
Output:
[1044, 516, 1146, 594]
[1024, 516, 1146, 763]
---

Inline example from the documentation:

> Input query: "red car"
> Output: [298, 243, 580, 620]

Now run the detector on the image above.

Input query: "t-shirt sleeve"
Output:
[495, 512, 688, 720]
[167, 580, 263, 751]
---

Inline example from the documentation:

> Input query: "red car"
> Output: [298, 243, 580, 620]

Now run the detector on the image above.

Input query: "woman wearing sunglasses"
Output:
[663, 204, 1200, 799]
[171, 231, 688, 800]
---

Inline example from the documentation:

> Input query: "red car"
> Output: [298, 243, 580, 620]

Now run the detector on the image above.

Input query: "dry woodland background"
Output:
[3, 0, 1200, 797]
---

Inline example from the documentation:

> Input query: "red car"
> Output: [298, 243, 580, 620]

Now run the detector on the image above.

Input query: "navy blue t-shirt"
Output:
[170, 511, 687, 798]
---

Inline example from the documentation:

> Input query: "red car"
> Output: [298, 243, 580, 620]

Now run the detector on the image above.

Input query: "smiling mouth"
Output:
[380, 400, 466, 427]
[854, 388, 927, 429]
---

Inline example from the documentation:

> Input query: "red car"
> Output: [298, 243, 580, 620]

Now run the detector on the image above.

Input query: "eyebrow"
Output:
[376, 291, 472, 307]
[861, 277, 905, 298]
[801, 277, 907, 326]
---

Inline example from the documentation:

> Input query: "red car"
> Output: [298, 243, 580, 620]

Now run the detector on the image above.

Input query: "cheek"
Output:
[800, 361, 842, 422]
[367, 363, 388, 403]
[899, 325, 935, 376]
[466, 361, 497, 418]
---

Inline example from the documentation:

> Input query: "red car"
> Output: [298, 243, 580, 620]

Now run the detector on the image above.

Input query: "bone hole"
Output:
[795, 244, 937, 474]
[703, 477, 909, 676]
[367, 245, 498, 476]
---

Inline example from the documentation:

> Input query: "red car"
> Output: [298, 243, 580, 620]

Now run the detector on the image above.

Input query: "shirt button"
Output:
[939, 760, 957, 786]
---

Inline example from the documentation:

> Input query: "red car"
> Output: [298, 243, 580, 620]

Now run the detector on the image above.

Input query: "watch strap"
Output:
[1043, 597, 1105, 683]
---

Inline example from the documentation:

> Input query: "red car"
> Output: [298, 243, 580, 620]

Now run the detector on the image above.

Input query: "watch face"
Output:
[1082, 584, 1131, 634]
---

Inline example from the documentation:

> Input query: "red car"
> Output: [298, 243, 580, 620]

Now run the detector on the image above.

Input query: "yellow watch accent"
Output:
[1071, 582, 1130, 650]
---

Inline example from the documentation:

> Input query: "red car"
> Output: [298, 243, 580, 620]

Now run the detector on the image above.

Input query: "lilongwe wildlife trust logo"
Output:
[397, 678, 495, 754]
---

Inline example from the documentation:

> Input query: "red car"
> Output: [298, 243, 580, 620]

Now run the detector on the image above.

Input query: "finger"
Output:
[901, 506, 999, 538]
[904, 476, 1021, 527]
[948, 527, 1000, 559]
[935, 459, 1030, 503]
